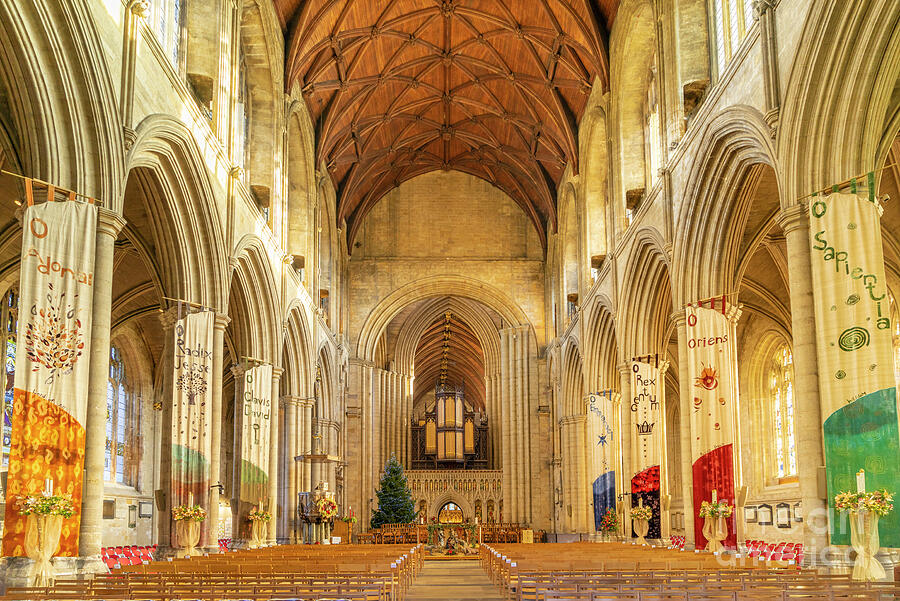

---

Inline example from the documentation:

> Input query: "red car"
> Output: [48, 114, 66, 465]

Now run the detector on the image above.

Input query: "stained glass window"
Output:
[151, 0, 183, 69]
[105, 346, 139, 486]
[710, 0, 757, 78]
[770, 344, 796, 478]
[2, 288, 18, 467]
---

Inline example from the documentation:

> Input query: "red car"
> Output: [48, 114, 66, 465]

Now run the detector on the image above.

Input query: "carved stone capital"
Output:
[776, 203, 810, 236]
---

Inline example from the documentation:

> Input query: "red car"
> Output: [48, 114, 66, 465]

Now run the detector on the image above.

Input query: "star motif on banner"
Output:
[597, 434, 609, 447]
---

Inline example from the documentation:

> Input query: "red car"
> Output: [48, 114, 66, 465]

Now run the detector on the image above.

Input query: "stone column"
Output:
[617, 363, 633, 540]
[203, 313, 229, 553]
[79, 208, 127, 562]
[776, 203, 829, 561]
[671, 312, 696, 550]
[282, 396, 298, 543]
[230, 364, 246, 545]
[753, 0, 780, 122]
[119, 0, 148, 146]
[268, 367, 283, 544]
[499, 330, 513, 523]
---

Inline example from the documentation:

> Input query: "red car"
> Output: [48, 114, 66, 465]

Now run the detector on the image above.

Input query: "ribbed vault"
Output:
[280, 0, 615, 247]
[413, 311, 485, 409]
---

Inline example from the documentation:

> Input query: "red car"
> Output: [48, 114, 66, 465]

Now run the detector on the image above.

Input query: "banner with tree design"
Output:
[240, 363, 272, 506]
[685, 300, 741, 550]
[808, 192, 899, 546]
[630, 358, 667, 539]
[2, 198, 97, 556]
[587, 390, 619, 531]
[172, 308, 214, 512]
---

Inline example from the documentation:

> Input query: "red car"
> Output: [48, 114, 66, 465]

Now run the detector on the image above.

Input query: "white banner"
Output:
[630, 360, 665, 477]
[3, 198, 97, 557]
[685, 303, 740, 463]
[240, 363, 273, 504]
[809, 192, 895, 412]
[587, 390, 619, 482]
[172, 308, 215, 506]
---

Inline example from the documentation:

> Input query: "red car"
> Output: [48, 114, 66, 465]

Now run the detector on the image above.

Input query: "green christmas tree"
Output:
[370, 454, 418, 528]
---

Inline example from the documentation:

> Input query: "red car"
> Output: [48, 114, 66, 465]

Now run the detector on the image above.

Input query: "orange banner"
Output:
[1, 198, 97, 556]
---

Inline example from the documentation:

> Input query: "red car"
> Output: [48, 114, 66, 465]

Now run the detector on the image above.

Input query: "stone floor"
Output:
[406, 558, 504, 601]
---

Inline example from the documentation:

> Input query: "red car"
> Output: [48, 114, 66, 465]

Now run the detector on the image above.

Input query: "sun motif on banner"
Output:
[694, 365, 719, 390]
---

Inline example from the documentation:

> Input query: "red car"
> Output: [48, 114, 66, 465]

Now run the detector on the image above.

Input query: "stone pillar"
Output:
[282, 396, 298, 543]
[203, 313, 229, 553]
[499, 330, 513, 523]
[79, 208, 127, 562]
[753, 0, 780, 122]
[671, 312, 696, 550]
[777, 203, 829, 561]
[268, 367, 283, 544]
[230, 364, 246, 545]
[119, 0, 148, 146]
[617, 363, 632, 540]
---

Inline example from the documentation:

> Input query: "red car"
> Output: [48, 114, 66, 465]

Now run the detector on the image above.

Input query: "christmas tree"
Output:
[370, 454, 418, 528]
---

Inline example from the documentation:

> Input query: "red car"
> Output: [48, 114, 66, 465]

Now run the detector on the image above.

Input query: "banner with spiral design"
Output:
[808, 192, 898, 546]
[2, 198, 97, 556]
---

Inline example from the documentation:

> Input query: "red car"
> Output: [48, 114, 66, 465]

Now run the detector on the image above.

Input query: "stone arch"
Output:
[609, 0, 659, 221]
[429, 492, 473, 522]
[0, 1, 123, 202]
[674, 106, 778, 303]
[283, 301, 315, 399]
[356, 276, 532, 361]
[561, 339, 584, 417]
[583, 296, 619, 391]
[285, 101, 317, 262]
[229, 235, 282, 365]
[619, 228, 674, 355]
[580, 103, 610, 262]
[779, 0, 900, 203]
[238, 0, 284, 206]
[126, 115, 229, 310]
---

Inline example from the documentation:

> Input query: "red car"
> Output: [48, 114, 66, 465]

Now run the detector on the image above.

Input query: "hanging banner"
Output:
[171, 308, 215, 508]
[2, 197, 98, 556]
[240, 363, 272, 505]
[630, 358, 666, 539]
[588, 390, 619, 531]
[808, 192, 899, 546]
[685, 300, 741, 550]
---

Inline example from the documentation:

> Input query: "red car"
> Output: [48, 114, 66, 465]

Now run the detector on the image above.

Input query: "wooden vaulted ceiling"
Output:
[413, 312, 485, 409]
[279, 0, 615, 248]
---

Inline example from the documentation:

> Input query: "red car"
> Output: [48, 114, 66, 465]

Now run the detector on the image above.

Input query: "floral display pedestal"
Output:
[849, 511, 885, 581]
[0, 556, 104, 588]
[24, 514, 63, 586]
[175, 520, 202, 558]
[249, 520, 266, 549]
[633, 518, 649, 545]
[702, 516, 728, 553]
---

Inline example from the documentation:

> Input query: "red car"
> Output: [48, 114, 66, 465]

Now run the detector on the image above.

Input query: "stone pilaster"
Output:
[203, 312, 229, 553]
[79, 208, 127, 565]
[671, 311, 696, 550]
[776, 203, 828, 562]
[617, 363, 632, 540]
[267, 366, 283, 545]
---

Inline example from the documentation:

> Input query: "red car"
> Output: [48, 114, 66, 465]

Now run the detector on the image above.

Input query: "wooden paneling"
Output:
[279, 1, 615, 248]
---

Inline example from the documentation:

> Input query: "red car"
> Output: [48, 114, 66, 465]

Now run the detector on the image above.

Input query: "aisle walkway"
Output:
[406, 559, 504, 601]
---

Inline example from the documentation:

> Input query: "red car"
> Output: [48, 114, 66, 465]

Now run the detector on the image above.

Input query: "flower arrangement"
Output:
[172, 504, 207, 522]
[18, 493, 75, 518]
[248, 508, 271, 522]
[631, 505, 652, 521]
[316, 497, 338, 520]
[699, 500, 733, 519]
[599, 508, 619, 533]
[342, 515, 358, 524]
[834, 489, 894, 517]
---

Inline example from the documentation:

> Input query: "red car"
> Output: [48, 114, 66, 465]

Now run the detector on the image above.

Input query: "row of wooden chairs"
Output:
[1, 544, 423, 601]
[479, 543, 897, 601]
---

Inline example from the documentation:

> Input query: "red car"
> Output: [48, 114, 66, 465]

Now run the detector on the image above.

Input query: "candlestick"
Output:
[44, 478, 53, 496]
[711, 489, 717, 503]
[856, 469, 866, 494]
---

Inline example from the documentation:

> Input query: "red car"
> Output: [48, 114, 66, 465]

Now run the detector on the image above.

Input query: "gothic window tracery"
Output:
[711, 0, 756, 78]
[151, 0, 184, 69]
[105, 346, 140, 486]
[769, 343, 796, 479]
[2, 287, 18, 467]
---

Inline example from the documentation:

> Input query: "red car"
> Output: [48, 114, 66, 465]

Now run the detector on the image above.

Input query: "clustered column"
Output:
[617, 363, 633, 540]
[203, 313, 230, 553]
[777, 203, 829, 559]
[79, 208, 127, 560]
[498, 325, 535, 525]
[671, 312, 696, 550]
[267, 367, 283, 544]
